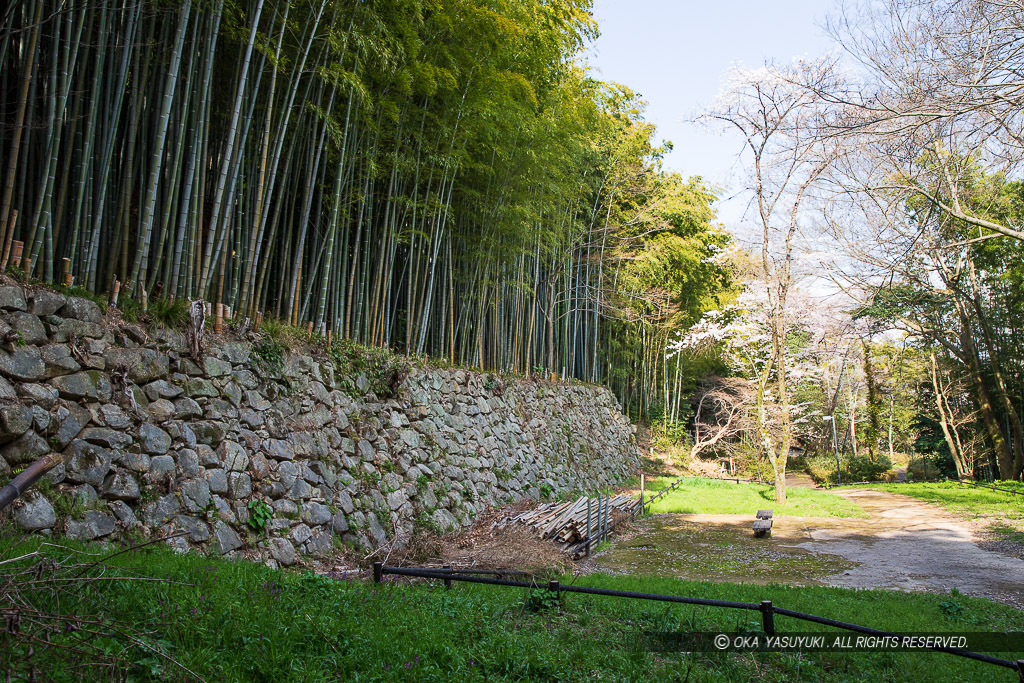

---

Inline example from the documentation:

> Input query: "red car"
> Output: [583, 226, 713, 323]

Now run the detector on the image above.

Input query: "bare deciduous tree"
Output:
[700, 58, 841, 504]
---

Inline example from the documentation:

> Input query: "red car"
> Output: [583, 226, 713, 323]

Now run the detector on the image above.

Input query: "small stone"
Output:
[108, 500, 137, 525]
[143, 494, 180, 526]
[64, 440, 113, 489]
[0, 376, 16, 400]
[39, 344, 80, 378]
[172, 515, 210, 542]
[17, 383, 58, 408]
[0, 346, 45, 381]
[367, 513, 387, 544]
[203, 356, 232, 377]
[50, 371, 112, 401]
[47, 318, 107, 343]
[0, 404, 33, 444]
[177, 449, 200, 477]
[267, 537, 296, 566]
[305, 529, 332, 555]
[14, 491, 56, 530]
[205, 468, 228, 494]
[3, 312, 46, 344]
[60, 296, 103, 323]
[138, 423, 171, 454]
[118, 450, 151, 473]
[218, 441, 249, 472]
[272, 499, 298, 516]
[99, 404, 131, 429]
[180, 478, 211, 512]
[100, 470, 140, 501]
[143, 379, 183, 401]
[249, 452, 270, 480]
[400, 429, 419, 448]
[0, 285, 27, 311]
[387, 489, 407, 511]
[173, 397, 203, 419]
[212, 521, 242, 554]
[72, 484, 98, 508]
[148, 399, 175, 422]
[240, 408, 264, 428]
[290, 478, 312, 500]
[1, 429, 50, 466]
[191, 421, 226, 446]
[196, 444, 218, 466]
[28, 290, 67, 316]
[290, 524, 312, 545]
[300, 501, 331, 526]
[103, 348, 169, 383]
[65, 511, 117, 540]
[80, 427, 131, 450]
[266, 439, 294, 461]
[357, 440, 375, 460]
[335, 490, 354, 514]
[228, 472, 252, 499]
[185, 378, 218, 398]
[149, 455, 176, 476]
[276, 461, 298, 489]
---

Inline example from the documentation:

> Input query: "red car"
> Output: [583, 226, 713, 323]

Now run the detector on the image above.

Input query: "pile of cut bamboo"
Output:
[493, 494, 641, 556]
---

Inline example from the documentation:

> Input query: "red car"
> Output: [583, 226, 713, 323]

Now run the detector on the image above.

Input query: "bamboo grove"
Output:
[0, 0, 733, 419]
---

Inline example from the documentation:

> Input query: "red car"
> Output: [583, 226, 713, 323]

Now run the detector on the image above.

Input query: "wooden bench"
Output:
[753, 509, 773, 537]
[756, 510, 773, 520]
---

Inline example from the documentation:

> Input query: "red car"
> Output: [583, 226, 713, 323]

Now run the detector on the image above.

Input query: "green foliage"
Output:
[148, 297, 189, 328]
[251, 338, 286, 376]
[805, 455, 894, 485]
[117, 296, 142, 323]
[843, 455, 894, 483]
[522, 586, 562, 613]
[329, 339, 408, 399]
[246, 499, 274, 535]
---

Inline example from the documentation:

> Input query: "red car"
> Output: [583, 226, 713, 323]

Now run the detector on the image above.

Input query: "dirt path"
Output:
[792, 488, 1024, 608]
[593, 487, 1024, 609]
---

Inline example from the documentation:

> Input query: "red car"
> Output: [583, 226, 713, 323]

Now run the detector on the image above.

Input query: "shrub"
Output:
[843, 454, 893, 483]
[907, 455, 944, 482]
[805, 454, 893, 485]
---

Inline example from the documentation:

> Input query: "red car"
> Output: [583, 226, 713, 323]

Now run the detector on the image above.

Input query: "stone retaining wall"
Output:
[0, 284, 640, 566]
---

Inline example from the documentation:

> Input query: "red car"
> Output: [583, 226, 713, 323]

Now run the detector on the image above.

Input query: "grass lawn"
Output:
[854, 482, 1024, 519]
[642, 476, 867, 518]
[6, 537, 1018, 681]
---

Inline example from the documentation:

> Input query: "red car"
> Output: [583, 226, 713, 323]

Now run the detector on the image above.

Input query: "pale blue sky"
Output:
[586, 0, 837, 225]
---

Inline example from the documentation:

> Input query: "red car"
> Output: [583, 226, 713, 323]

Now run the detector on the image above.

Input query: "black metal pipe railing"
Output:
[374, 563, 1023, 679]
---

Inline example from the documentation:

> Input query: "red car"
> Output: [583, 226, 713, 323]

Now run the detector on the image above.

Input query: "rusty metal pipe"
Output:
[0, 453, 62, 512]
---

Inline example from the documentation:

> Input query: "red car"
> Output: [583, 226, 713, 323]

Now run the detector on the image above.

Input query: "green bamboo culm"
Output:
[0, 0, 733, 420]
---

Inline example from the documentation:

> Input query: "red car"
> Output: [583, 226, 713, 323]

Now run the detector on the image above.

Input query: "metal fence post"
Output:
[1017, 659, 1024, 683]
[549, 579, 560, 604]
[601, 491, 607, 542]
[373, 562, 383, 584]
[640, 474, 644, 517]
[585, 498, 592, 556]
[760, 600, 775, 636]
[444, 564, 452, 590]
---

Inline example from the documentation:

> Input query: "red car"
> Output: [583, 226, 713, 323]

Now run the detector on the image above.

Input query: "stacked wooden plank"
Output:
[492, 495, 641, 552]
